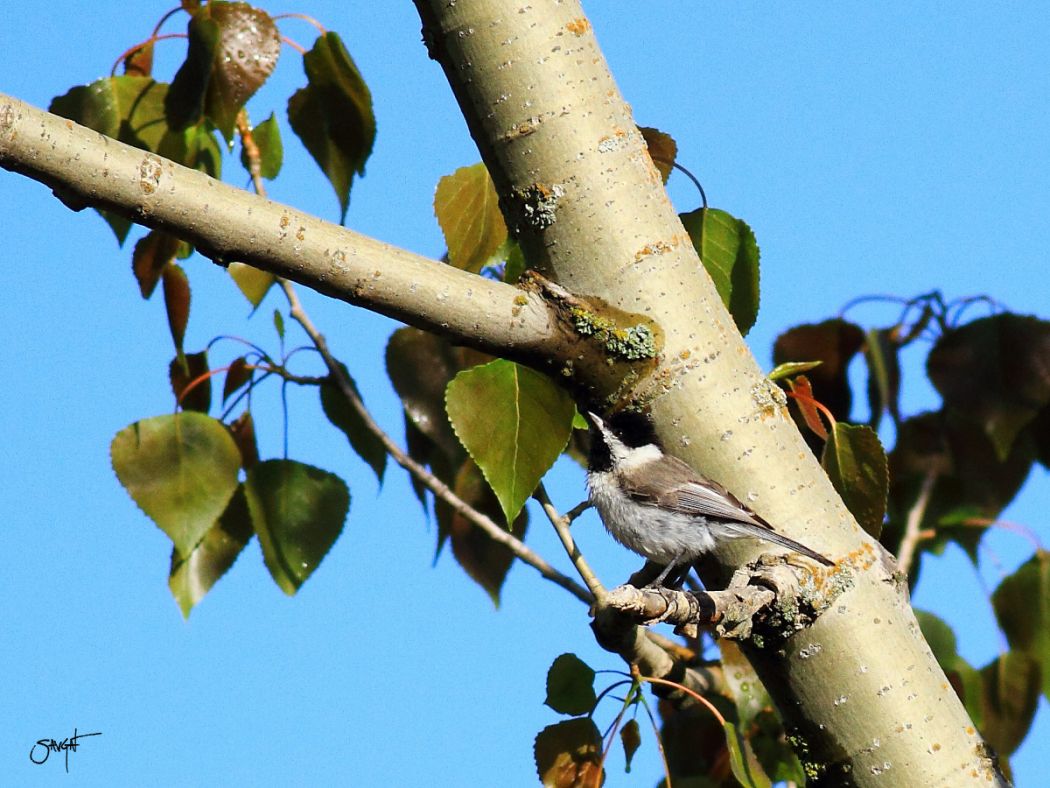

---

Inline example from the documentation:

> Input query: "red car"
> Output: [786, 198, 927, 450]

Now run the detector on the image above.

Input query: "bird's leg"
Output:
[647, 553, 689, 588]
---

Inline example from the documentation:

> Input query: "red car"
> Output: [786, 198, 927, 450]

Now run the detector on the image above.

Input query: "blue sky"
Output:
[1, 2, 1047, 785]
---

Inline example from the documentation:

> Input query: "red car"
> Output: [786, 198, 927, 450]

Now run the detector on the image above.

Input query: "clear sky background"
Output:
[1, 2, 1047, 785]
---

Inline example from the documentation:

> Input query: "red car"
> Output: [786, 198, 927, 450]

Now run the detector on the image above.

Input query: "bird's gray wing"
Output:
[621, 455, 771, 529]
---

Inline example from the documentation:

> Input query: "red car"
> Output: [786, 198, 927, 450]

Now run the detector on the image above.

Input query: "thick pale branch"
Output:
[0, 94, 558, 366]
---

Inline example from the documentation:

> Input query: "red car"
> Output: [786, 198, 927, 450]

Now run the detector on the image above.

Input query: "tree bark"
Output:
[0, 2, 1007, 783]
[413, 2, 1004, 785]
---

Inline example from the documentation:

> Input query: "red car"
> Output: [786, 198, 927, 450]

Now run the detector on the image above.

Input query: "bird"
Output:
[586, 412, 832, 587]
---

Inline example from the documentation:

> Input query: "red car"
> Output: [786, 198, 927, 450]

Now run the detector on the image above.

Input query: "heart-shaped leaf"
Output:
[992, 553, 1050, 700]
[245, 459, 349, 595]
[533, 718, 603, 788]
[434, 163, 508, 273]
[681, 207, 761, 335]
[320, 365, 387, 484]
[288, 32, 375, 222]
[111, 412, 241, 555]
[544, 653, 596, 716]
[822, 423, 888, 537]
[445, 360, 574, 524]
[169, 485, 254, 618]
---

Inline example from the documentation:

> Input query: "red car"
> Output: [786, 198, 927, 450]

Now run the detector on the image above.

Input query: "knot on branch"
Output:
[595, 556, 850, 648]
[517, 270, 662, 405]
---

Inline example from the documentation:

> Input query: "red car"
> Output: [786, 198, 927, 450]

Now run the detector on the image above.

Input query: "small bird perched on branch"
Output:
[586, 412, 832, 587]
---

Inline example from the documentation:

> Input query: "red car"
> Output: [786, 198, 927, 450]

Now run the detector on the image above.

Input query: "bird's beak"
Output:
[586, 411, 603, 428]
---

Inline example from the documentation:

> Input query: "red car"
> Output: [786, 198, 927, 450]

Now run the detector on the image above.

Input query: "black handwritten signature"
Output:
[29, 728, 101, 773]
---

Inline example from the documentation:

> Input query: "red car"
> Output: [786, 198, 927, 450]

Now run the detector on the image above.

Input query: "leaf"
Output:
[167, 2, 280, 140]
[864, 327, 902, 429]
[240, 112, 283, 179]
[111, 412, 241, 555]
[767, 360, 823, 382]
[288, 32, 375, 222]
[50, 77, 173, 243]
[503, 239, 527, 284]
[774, 319, 866, 422]
[385, 328, 464, 461]
[227, 410, 260, 469]
[222, 356, 253, 404]
[724, 721, 772, 788]
[978, 650, 1041, 758]
[544, 654, 597, 716]
[992, 552, 1050, 700]
[446, 360, 575, 524]
[124, 41, 154, 77]
[787, 375, 829, 441]
[619, 720, 641, 773]
[533, 718, 604, 788]
[320, 367, 387, 484]
[886, 412, 1034, 565]
[169, 485, 254, 618]
[928, 314, 1050, 461]
[169, 350, 212, 413]
[162, 262, 191, 354]
[434, 163, 509, 273]
[225, 262, 275, 306]
[447, 460, 527, 604]
[638, 126, 676, 183]
[245, 460, 349, 595]
[132, 231, 182, 298]
[272, 308, 285, 340]
[821, 423, 889, 537]
[681, 207, 761, 335]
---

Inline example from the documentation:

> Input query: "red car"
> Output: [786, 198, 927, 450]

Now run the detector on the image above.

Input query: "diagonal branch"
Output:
[0, 94, 564, 368]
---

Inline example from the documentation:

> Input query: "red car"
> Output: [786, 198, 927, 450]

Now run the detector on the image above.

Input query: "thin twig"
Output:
[897, 469, 938, 575]
[233, 115, 592, 603]
[534, 485, 604, 602]
[279, 279, 592, 603]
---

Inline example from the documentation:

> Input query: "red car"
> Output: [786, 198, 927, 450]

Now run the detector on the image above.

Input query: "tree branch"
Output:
[0, 94, 565, 369]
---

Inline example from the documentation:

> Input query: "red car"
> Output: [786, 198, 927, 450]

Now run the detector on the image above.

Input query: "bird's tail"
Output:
[721, 522, 833, 566]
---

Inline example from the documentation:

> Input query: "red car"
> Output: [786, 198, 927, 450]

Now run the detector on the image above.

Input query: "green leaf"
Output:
[992, 552, 1050, 700]
[288, 32, 375, 222]
[767, 360, 823, 382]
[225, 262, 274, 306]
[167, 2, 280, 140]
[544, 653, 596, 716]
[928, 314, 1050, 461]
[821, 423, 888, 537]
[157, 122, 223, 179]
[434, 163, 508, 273]
[162, 262, 191, 354]
[503, 240, 527, 284]
[272, 308, 285, 340]
[111, 412, 241, 555]
[169, 485, 254, 618]
[638, 126, 676, 183]
[978, 650, 1041, 758]
[132, 231, 181, 298]
[724, 721, 772, 788]
[166, 15, 220, 131]
[446, 360, 574, 524]
[533, 718, 603, 788]
[864, 327, 902, 429]
[245, 460, 349, 595]
[774, 319, 866, 422]
[681, 207, 760, 335]
[320, 367, 387, 484]
[169, 350, 212, 413]
[240, 112, 283, 179]
[50, 76, 174, 243]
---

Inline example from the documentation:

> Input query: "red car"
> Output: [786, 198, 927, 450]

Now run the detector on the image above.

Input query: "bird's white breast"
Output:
[587, 469, 720, 564]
